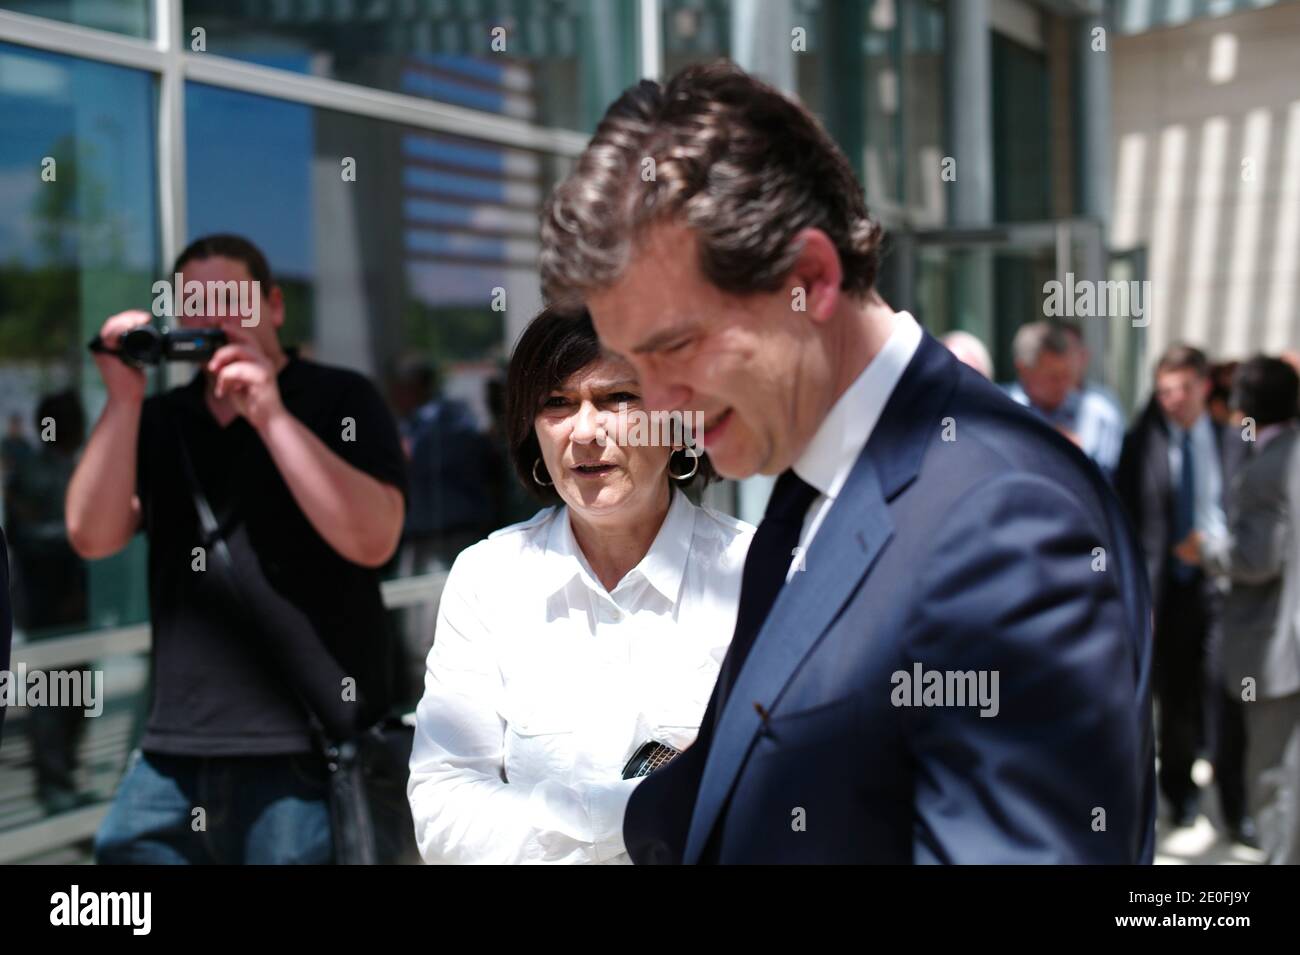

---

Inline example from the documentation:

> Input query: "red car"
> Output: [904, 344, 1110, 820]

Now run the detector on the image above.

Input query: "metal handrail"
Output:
[0, 572, 446, 862]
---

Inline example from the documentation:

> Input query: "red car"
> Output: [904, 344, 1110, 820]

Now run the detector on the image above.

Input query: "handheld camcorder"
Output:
[88, 326, 228, 368]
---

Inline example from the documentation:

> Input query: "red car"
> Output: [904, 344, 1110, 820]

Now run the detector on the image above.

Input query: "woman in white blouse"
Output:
[407, 308, 754, 864]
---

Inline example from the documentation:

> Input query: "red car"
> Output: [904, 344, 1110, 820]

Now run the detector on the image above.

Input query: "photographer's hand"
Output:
[209, 330, 403, 567]
[93, 311, 151, 406]
[207, 329, 285, 430]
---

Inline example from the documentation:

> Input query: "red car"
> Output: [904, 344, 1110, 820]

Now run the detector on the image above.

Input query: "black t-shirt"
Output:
[136, 351, 408, 756]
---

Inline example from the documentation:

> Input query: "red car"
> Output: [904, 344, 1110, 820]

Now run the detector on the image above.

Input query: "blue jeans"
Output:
[95, 750, 333, 864]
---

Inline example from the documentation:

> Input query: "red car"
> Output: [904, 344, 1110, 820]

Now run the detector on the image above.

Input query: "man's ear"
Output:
[788, 228, 842, 324]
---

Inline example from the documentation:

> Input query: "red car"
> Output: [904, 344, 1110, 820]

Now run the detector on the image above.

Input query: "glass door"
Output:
[888, 218, 1122, 389]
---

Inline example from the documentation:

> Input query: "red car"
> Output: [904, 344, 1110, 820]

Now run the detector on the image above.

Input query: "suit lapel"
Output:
[681, 332, 957, 863]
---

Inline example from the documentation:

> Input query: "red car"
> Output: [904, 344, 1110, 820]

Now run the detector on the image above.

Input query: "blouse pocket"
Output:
[644, 701, 708, 753]
[501, 701, 578, 787]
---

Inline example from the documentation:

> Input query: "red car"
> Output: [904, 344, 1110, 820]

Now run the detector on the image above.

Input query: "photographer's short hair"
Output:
[504, 308, 715, 505]
[539, 60, 884, 309]
[1155, 343, 1209, 380]
[173, 234, 273, 289]
[1012, 321, 1071, 368]
[1232, 356, 1300, 427]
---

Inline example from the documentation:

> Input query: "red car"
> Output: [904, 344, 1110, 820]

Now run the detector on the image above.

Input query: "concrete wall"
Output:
[1110, 0, 1300, 371]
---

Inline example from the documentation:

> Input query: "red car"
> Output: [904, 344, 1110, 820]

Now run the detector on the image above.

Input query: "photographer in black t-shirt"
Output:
[67, 235, 408, 864]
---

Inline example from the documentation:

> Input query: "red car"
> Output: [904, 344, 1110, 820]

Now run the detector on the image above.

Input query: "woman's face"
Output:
[534, 354, 673, 522]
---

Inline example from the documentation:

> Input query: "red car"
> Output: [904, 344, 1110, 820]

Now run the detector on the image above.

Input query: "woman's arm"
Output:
[407, 549, 640, 864]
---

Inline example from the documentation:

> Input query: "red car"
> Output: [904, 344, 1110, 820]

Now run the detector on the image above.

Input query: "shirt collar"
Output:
[1165, 411, 1207, 443]
[1012, 384, 1080, 425]
[792, 310, 923, 500]
[541, 487, 697, 604]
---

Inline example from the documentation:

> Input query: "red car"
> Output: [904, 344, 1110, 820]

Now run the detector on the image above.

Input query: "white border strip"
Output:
[639, 0, 663, 80]
[156, 0, 187, 268]
[10, 574, 446, 670]
[11, 624, 151, 670]
[0, 804, 110, 864]
[182, 52, 589, 155]
[0, 10, 589, 156]
[0, 8, 163, 71]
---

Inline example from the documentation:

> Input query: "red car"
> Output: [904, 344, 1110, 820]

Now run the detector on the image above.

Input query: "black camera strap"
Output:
[168, 408, 334, 751]
[166, 406, 413, 865]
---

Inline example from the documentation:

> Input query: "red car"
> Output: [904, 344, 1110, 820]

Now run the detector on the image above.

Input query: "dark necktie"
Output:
[695, 469, 819, 863]
[713, 469, 820, 715]
[1172, 427, 1197, 582]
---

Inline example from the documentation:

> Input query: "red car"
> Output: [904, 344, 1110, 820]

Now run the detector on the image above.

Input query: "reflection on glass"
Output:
[992, 31, 1051, 223]
[0, 42, 157, 835]
[0, 0, 152, 38]
[0, 41, 157, 631]
[181, 0, 638, 132]
[902, 0, 945, 227]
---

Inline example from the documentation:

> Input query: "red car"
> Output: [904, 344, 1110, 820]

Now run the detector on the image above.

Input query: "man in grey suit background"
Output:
[1182, 356, 1300, 863]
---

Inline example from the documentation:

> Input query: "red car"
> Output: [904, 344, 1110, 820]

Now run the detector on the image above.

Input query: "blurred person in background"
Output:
[940, 330, 993, 379]
[1058, 321, 1125, 481]
[1208, 361, 1242, 428]
[1178, 356, 1300, 862]
[407, 308, 753, 863]
[389, 356, 501, 704]
[4, 390, 91, 813]
[390, 355, 499, 567]
[66, 234, 407, 864]
[1, 413, 32, 478]
[1118, 344, 1253, 844]
[1004, 321, 1120, 479]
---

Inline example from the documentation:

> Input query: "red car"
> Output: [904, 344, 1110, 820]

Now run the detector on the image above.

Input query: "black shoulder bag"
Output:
[172, 416, 420, 865]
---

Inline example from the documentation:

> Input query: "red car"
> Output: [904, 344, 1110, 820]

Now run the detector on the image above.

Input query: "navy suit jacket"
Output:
[624, 332, 1156, 863]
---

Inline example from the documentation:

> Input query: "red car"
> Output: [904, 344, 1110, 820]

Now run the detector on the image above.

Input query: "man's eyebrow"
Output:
[584, 378, 639, 392]
[630, 323, 695, 355]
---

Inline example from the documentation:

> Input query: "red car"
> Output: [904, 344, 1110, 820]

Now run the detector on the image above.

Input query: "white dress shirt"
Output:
[1166, 412, 1228, 547]
[1076, 385, 1126, 477]
[408, 488, 754, 864]
[789, 310, 923, 576]
[1004, 381, 1125, 477]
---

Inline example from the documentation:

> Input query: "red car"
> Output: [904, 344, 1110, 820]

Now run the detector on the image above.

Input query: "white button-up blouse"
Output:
[408, 489, 754, 864]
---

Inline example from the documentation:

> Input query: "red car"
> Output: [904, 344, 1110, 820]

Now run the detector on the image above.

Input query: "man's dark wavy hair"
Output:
[540, 60, 884, 309]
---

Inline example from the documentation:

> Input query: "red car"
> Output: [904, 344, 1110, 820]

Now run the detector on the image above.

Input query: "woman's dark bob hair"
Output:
[505, 306, 716, 505]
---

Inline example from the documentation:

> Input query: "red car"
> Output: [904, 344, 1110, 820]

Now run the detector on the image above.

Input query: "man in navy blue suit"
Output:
[540, 61, 1155, 864]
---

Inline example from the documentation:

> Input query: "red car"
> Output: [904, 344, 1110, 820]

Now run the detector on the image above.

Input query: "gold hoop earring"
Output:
[668, 449, 700, 481]
[532, 458, 553, 487]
